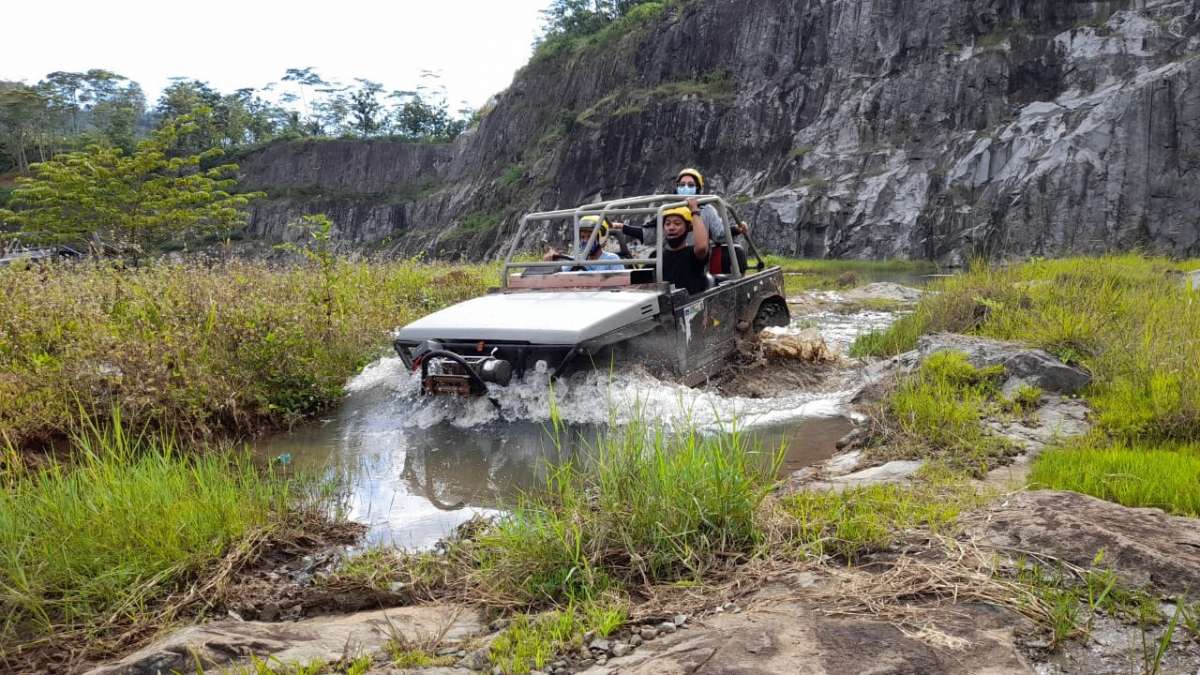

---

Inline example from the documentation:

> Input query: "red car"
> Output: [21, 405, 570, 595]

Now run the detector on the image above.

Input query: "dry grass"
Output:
[0, 258, 491, 448]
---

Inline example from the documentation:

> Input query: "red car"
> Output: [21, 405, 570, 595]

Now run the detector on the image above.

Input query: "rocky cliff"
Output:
[238, 0, 1200, 262]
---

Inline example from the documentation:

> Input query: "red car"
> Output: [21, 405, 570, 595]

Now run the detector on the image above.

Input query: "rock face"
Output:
[238, 0, 1200, 262]
[972, 490, 1200, 595]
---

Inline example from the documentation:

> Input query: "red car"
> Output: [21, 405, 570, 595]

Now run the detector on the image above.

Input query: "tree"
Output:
[0, 83, 51, 173]
[0, 108, 264, 257]
[347, 79, 384, 137]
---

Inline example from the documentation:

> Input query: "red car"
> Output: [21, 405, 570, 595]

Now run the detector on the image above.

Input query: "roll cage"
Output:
[498, 194, 765, 289]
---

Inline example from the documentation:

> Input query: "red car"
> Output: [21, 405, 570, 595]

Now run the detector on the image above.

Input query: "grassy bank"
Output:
[0, 423, 313, 666]
[852, 255, 1200, 505]
[764, 256, 937, 295]
[0, 258, 492, 448]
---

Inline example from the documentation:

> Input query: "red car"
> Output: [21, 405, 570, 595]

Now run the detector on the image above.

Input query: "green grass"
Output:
[1030, 440, 1200, 516]
[0, 258, 492, 447]
[781, 476, 986, 560]
[873, 350, 1013, 474]
[489, 599, 626, 675]
[0, 419, 303, 658]
[852, 256, 1200, 444]
[850, 255, 1200, 509]
[467, 420, 780, 606]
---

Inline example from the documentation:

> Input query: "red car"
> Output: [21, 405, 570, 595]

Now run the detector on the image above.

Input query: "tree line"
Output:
[0, 67, 475, 176]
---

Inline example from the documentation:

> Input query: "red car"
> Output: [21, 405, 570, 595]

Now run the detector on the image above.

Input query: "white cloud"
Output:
[1, 0, 548, 109]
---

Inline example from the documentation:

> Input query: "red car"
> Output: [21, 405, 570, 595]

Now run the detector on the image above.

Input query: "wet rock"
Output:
[87, 606, 485, 675]
[611, 642, 631, 657]
[588, 638, 610, 653]
[807, 460, 925, 491]
[970, 491, 1200, 595]
[638, 627, 658, 641]
[455, 648, 488, 671]
[916, 333, 1091, 395]
[672, 614, 688, 628]
[629, 635, 643, 647]
[658, 621, 677, 634]
[841, 282, 925, 304]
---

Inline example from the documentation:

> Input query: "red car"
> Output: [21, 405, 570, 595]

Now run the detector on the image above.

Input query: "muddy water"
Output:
[256, 272, 931, 548]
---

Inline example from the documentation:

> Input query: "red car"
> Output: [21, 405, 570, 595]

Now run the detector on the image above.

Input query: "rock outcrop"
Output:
[238, 0, 1200, 262]
[971, 490, 1200, 595]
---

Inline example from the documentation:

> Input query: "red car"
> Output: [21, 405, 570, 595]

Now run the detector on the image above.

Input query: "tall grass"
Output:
[0, 258, 492, 447]
[0, 420, 299, 657]
[1030, 440, 1200, 516]
[851, 256, 1200, 444]
[467, 420, 781, 606]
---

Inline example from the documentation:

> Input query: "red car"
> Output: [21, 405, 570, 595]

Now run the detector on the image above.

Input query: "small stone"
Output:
[629, 635, 643, 647]
[551, 661, 567, 669]
[611, 642, 631, 657]
[713, 606, 725, 613]
[597, 655, 608, 665]
[492, 667, 503, 675]
[673, 614, 688, 627]
[658, 621, 677, 634]
[258, 602, 279, 622]
[436, 646, 459, 656]
[459, 647, 491, 671]
[226, 610, 244, 622]
[639, 627, 658, 640]
[589, 638, 611, 653]
[582, 629, 596, 644]
[579, 658, 596, 668]
[729, 603, 742, 614]
[388, 581, 408, 593]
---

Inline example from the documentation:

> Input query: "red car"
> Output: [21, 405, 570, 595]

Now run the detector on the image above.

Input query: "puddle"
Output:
[256, 274, 926, 547]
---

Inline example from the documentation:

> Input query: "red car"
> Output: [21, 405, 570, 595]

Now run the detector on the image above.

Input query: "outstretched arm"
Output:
[688, 197, 709, 259]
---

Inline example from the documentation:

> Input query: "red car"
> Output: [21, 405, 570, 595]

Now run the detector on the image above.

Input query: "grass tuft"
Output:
[489, 599, 627, 675]
[467, 420, 780, 606]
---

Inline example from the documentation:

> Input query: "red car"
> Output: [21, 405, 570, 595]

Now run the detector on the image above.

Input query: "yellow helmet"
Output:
[578, 215, 609, 244]
[676, 167, 704, 191]
[661, 206, 693, 225]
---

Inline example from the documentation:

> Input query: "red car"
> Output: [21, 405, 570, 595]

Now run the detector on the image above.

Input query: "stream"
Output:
[255, 273, 929, 548]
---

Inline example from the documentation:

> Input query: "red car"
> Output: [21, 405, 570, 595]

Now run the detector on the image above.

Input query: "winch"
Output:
[405, 339, 512, 396]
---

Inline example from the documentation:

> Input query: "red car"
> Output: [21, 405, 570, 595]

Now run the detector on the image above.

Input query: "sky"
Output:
[2, 0, 549, 110]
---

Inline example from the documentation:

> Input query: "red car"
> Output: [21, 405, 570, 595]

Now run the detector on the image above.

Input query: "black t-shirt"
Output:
[658, 246, 709, 295]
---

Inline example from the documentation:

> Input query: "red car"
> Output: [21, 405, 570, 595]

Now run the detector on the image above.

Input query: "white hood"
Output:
[396, 290, 661, 345]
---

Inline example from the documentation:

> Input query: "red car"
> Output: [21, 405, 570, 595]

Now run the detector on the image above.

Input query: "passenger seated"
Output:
[542, 215, 624, 272]
[615, 198, 710, 295]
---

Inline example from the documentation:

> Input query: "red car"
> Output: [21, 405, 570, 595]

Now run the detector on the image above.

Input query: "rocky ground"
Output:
[84, 283, 1200, 675]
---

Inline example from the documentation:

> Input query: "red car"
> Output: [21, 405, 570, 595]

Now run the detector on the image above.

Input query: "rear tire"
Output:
[752, 298, 789, 333]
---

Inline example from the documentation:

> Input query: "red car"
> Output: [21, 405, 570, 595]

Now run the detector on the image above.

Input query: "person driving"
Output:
[542, 215, 623, 271]
[614, 197, 709, 295]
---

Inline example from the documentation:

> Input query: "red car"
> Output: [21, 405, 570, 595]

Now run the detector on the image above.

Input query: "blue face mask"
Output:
[675, 184, 698, 196]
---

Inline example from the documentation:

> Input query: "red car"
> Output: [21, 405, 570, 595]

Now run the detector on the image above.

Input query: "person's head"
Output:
[675, 168, 704, 196]
[661, 207, 692, 245]
[578, 215, 609, 257]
